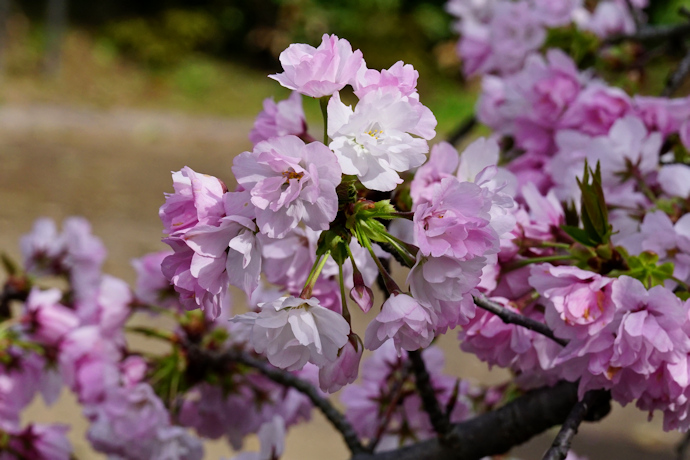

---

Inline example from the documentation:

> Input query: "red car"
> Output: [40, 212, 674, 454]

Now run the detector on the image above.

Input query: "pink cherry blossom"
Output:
[232, 296, 350, 371]
[364, 293, 436, 354]
[228, 416, 286, 460]
[22, 288, 79, 346]
[577, 1, 635, 38]
[153, 426, 204, 460]
[269, 34, 363, 98]
[531, 0, 580, 26]
[59, 326, 122, 404]
[633, 96, 690, 136]
[318, 334, 363, 393]
[354, 61, 419, 98]
[659, 165, 690, 199]
[131, 250, 181, 310]
[233, 135, 341, 238]
[249, 92, 307, 145]
[408, 255, 485, 328]
[410, 142, 460, 205]
[414, 177, 496, 259]
[85, 383, 171, 459]
[560, 82, 632, 136]
[529, 264, 615, 340]
[159, 166, 226, 237]
[8, 424, 72, 460]
[328, 88, 436, 191]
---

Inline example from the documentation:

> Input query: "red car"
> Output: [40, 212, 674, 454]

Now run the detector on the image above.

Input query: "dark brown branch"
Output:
[604, 22, 690, 46]
[676, 431, 690, 460]
[186, 345, 365, 455]
[446, 116, 477, 147]
[408, 350, 451, 437]
[541, 390, 610, 460]
[662, 48, 690, 97]
[352, 381, 611, 460]
[0, 279, 29, 321]
[473, 295, 568, 347]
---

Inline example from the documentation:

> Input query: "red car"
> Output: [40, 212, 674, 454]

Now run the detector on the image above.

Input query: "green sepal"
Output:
[316, 229, 350, 265]
[542, 26, 600, 67]
[336, 179, 358, 207]
[355, 218, 389, 244]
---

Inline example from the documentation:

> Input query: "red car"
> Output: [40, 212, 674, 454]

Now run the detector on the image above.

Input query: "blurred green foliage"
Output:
[103, 10, 221, 67]
[14, 0, 457, 76]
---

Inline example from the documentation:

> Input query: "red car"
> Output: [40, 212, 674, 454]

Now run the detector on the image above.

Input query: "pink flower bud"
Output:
[318, 334, 363, 393]
[350, 270, 373, 313]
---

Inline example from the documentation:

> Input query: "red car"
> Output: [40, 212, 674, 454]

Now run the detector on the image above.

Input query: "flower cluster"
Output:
[5, 4, 690, 459]
[447, 0, 644, 77]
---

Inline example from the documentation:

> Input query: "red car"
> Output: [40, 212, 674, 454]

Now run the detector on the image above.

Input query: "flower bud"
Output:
[350, 270, 374, 313]
[318, 334, 363, 393]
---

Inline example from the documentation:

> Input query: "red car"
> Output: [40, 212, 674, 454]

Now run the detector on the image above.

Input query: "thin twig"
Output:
[473, 295, 568, 347]
[446, 116, 477, 146]
[408, 350, 452, 437]
[368, 364, 411, 451]
[186, 344, 366, 454]
[624, 0, 643, 30]
[662, 48, 690, 97]
[542, 390, 610, 460]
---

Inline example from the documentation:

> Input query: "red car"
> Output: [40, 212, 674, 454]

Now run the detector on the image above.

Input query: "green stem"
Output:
[319, 96, 331, 145]
[300, 252, 331, 298]
[338, 262, 351, 325]
[503, 255, 576, 273]
[356, 224, 400, 295]
[391, 211, 415, 220]
[537, 241, 572, 249]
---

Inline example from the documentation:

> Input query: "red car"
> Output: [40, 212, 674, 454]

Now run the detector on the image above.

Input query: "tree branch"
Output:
[676, 431, 690, 460]
[408, 350, 451, 437]
[473, 295, 568, 347]
[604, 22, 690, 46]
[185, 345, 366, 455]
[541, 390, 610, 460]
[352, 380, 611, 460]
[662, 48, 690, 97]
[446, 116, 477, 147]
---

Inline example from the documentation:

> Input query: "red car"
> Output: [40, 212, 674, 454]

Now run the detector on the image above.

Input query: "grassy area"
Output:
[0, 28, 477, 137]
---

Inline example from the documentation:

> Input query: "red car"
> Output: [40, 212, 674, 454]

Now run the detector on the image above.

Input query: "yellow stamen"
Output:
[282, 170, 304, 183]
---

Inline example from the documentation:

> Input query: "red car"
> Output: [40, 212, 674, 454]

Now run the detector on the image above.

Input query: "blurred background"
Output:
[0, 0, 689, 459]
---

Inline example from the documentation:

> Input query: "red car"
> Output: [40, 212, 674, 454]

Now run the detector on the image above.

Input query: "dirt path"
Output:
[0, 104, 682, 459]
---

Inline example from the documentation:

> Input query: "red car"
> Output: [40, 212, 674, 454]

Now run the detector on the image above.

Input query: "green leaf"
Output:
[569, 161, 612, 247]
[621, 251, 676, 288]
[0, 253, 19, 277]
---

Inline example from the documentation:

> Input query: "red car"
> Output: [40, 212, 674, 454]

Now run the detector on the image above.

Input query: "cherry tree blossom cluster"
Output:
[2, 2, 690, 459]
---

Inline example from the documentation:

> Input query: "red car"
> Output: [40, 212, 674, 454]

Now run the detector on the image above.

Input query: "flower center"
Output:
[282, 170, 304, 183]
[366, 128, 384, 139]
[364, 122, 384, 140]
